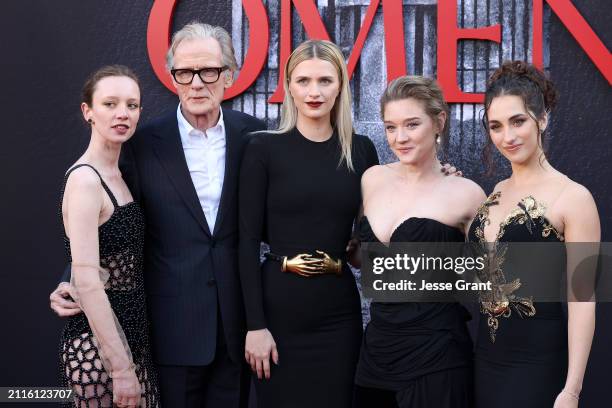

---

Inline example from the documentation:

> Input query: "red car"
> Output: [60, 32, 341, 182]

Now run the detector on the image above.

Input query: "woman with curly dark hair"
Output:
[468, 61, 599, 408]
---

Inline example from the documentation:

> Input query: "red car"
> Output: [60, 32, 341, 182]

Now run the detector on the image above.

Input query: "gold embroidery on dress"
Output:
[542, 222, 565, 241]
[473, 191, 500, 243]
[473, 192, 564, 342]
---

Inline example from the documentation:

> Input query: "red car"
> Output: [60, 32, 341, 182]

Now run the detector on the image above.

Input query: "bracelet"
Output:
[562, 388, 580, 401]
[281, 257, 288, 273]
[71, 263, 102, 269]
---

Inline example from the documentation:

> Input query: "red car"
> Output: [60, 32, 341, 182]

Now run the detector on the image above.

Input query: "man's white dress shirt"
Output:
[177, 104, 226, 233]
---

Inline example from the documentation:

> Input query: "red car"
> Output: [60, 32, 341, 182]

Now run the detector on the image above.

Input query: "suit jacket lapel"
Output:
[151, 114, 212, 237]
[213, 108, 243, 236]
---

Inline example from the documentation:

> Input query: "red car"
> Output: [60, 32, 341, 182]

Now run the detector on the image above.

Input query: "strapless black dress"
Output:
[354, 217, 473, 408]
[467, 192, 567, 408]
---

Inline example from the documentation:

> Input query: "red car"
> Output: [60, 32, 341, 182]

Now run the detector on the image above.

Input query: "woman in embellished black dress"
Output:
[238, 40, 378, 407]
[59, 66, 159, 407]
[468, 61, 599, 407]
[353, 76, 486, 407]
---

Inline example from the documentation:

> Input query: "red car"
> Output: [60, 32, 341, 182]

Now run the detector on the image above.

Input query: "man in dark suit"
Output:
[50, 22, 265, 407]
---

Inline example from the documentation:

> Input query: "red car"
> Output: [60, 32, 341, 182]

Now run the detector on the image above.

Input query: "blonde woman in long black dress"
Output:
[238, 40, 378, 407]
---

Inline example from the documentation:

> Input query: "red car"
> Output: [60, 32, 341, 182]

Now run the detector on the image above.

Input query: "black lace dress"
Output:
[354, 217, 473, 408]
[467, 192, 567, 408]
[59, 164, 160, 408]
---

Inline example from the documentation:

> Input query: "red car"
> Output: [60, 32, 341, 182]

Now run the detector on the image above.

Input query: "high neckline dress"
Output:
[238, 128, 379, 407]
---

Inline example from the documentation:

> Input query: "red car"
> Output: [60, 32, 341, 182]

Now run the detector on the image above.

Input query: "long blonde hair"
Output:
[276, 40, 355, 171]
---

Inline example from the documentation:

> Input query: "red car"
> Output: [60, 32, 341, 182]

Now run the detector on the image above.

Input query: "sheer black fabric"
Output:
[467, 192, 567, 408]
[59, 164, 160, 408]
[354, 217, 473, 408]
[238, 129, 379, 408]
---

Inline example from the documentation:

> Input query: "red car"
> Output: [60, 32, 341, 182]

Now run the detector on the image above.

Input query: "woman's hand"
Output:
[111, 366, 141, 407]
[50, 282, 83, 317]
[441, 163, 462, 177]
[553, 389, 579, 408]
[245, 329, 279, 379]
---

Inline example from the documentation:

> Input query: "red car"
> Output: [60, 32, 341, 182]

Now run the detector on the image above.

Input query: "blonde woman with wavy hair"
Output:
[353, 75, 484, 408]
[238, 39, 379, 407]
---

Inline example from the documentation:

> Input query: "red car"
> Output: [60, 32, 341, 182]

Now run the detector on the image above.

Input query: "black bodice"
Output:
[467, 191, 566, 343]
[467, 191, 568, 407]
[356, 216, 472, 390]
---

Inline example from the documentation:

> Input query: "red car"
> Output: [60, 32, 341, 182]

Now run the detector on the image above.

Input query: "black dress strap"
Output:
[65, 164, 119, 208]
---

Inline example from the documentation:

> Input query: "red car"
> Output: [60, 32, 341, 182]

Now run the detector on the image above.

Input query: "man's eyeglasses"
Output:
[170, 66, 228, 85]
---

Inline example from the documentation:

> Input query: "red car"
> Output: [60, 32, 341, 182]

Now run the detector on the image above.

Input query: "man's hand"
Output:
[50, 282, 82, 317]
[441, 163, 463, 177]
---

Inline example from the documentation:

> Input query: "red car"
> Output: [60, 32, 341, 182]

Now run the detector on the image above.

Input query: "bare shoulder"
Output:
[447, 175, 484, 193]
[491, 177, 510, 193]
[444, 175, 487, 203]
[64, 165, 103, 204]
[564, 179, 595, 202]
[66, 165, 101, 188]
[559, 178, 597, 212]
[556, 177, 600, 240]
[362, 164, 394, 201]
[361, 164, 386, 186]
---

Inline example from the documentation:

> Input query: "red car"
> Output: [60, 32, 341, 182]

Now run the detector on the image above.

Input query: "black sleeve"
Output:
[238, 134, 269, 330]
[119, 139, 140, 201]
[352, 135, 380, 239]
[363, 135, 380, 169]
[352, 134, 380, 176]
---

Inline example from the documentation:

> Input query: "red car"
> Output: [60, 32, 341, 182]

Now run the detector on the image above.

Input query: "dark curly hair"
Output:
[482, 60, 558, 173]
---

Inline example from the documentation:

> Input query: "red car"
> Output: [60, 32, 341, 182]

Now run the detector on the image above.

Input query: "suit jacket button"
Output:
[210, 239, 216, 248]
[207, 278, 216, 287]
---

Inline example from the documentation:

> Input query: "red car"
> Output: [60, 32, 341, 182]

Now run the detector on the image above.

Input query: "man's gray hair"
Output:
[166, 21, 238, 72]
